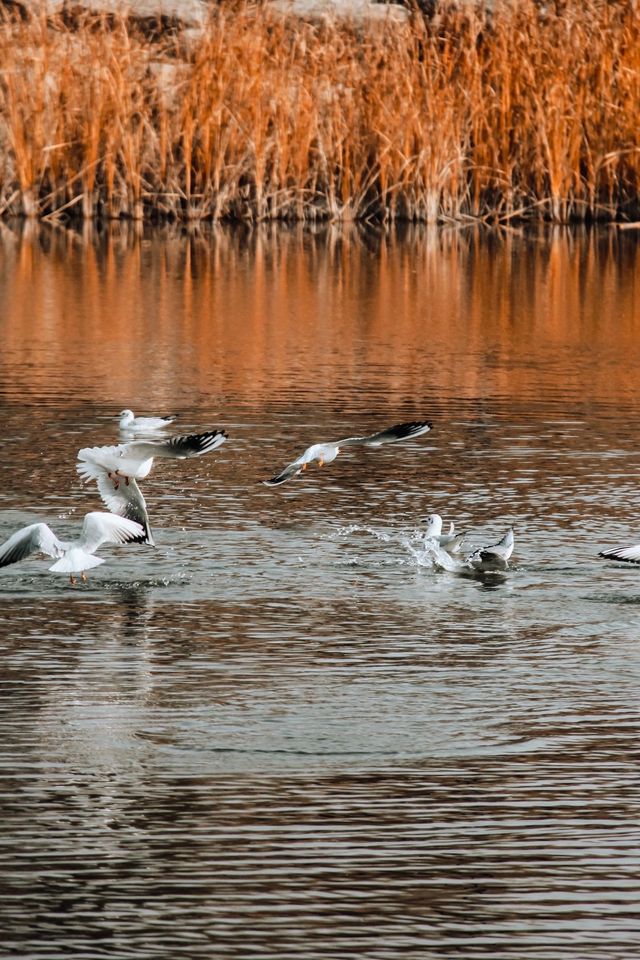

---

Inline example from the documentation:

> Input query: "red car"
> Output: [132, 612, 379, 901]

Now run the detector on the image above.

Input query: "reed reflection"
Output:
[1, 222, 640, 409]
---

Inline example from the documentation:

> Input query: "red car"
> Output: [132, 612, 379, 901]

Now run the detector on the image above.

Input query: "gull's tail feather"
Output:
[76, 459, 103, 483]
[49, 553, 104, 573]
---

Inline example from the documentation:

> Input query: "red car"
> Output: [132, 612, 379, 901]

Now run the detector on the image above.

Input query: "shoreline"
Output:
[0, 1, 638, 225]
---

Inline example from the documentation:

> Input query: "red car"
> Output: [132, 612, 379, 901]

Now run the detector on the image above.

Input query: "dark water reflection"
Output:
[1, 222, 640, 958]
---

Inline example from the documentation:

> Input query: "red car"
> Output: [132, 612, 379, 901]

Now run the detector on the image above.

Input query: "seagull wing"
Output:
[78, 512, 146, 554]
[77, 444, 126, 478]
[338, 420, 433, 447]
[0, 523, 65, 567]
[94, 469, 154, 545]
[137, 415, 177, 429]
[469, 529, 514, 564]
[599, 543, 640, 565]
[123, 430, 227, 460]
[262, 454, 308, 486]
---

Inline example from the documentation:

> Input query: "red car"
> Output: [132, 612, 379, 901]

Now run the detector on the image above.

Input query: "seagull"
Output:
[468, 529, 514, 567]
[598, 542, 640, 565]
[424, 514, 466, 553]
[84, 467, 154, 546]
[263, 420, 433, 486]
[77, 430, 228, 488]
[0, 512, 145, 584]
[119, 409, 177, 431]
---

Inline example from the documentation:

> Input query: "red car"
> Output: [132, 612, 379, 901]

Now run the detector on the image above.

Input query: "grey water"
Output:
[1, 222, 640, 958]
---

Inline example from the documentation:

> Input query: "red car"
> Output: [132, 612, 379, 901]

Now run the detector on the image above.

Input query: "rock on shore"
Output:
[2, 0, 409, 30]
[2, 0, 210, 29]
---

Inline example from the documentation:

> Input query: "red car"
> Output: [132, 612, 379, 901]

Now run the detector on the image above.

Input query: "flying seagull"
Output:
[468, 529, 514, 568]
[263, 420, 433, 486]
[77, 430, 228, 487]
[84, 466, 154, 546]
[424, 514, 466, 554]
[0, 512, 145, 584]
[598, 542, 640, 565]
[119, 409, 178, 431]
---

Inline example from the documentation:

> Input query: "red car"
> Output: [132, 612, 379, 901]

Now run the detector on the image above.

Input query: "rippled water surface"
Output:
[1, 223, 640, 958]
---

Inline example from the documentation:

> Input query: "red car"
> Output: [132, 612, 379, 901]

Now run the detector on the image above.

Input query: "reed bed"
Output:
[0, 0, 639, 223]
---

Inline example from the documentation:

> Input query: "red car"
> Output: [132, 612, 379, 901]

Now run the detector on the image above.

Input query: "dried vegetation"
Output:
[0, 0, 639, 223]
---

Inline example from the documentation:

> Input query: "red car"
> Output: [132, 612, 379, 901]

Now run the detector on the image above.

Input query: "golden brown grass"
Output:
[0, 0, 639, 223]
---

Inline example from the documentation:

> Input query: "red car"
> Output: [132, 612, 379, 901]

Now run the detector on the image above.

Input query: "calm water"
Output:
[1, 222, 640, 958]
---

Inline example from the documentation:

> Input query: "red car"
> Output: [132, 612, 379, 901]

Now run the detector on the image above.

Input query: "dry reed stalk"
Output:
[0, 1, 639, 222]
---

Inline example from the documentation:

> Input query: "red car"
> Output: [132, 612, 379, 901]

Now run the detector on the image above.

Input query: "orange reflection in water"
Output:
[1, 221, 640, 409]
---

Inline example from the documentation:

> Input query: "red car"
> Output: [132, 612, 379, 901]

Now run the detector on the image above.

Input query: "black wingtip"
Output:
[390, 420, 433, 439]
[172, 429, 228, 454]
[598, 550, 640, 565]
[130, 528, 154, 546]
[0, 544, 26, 567]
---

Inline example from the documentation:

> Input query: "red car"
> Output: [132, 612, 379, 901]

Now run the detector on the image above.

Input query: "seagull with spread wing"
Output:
[81, 468, 154, 545]
[77, 430, 228, 543]
[0, 512, 145, 584]
[78, 430, 227, 487]
[263, 420, 433, 486]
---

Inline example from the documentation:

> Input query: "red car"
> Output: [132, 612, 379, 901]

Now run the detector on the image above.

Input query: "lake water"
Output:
[1, 221, 640, 958]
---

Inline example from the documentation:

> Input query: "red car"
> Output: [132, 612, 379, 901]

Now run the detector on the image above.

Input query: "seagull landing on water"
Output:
[0, 512, 145, 584]
[424, 514, 466, 554]
[598, 542, 640, 565]
[77, 430, 227, 488]
[468, 529, 515, 568]
[263, 420, 433, 486]
[119, 409, 178, 431]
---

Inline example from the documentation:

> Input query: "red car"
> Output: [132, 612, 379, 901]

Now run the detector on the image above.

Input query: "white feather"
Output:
[0, 512, 144, 577]
[119, 409, 177, 431]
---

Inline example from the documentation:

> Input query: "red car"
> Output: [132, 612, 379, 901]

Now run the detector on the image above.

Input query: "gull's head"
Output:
[424, 514, 443, 536]
[119, 409, 134, 426]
